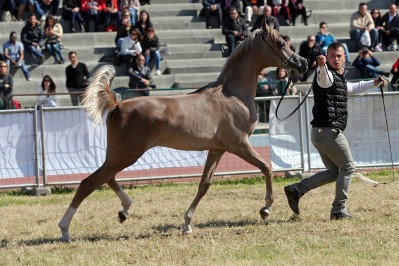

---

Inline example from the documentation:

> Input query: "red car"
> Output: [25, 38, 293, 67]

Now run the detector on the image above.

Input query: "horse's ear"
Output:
[261, 18, 270, 32]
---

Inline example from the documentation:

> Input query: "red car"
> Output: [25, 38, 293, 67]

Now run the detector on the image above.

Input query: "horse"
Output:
[58, 20, 308, 242]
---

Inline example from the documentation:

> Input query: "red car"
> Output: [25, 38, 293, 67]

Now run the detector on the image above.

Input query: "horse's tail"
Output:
[81, 65, 118, 125]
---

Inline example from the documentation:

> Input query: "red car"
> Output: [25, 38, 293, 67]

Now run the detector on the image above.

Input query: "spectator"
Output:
[352, 48, 389, 78]
[0, 0, 16, 21]
[370, 8, 383, 52]
[119, 26, 142, 69]
[0, 49, 4, 61]
[349, 2, 379, 52]
[118, 0, 140, 26]
[37, 75, 57, 107]
[389, 55, 399, 91]
[104, 0, 120, 31]
[299, 34, 321, 81]
[316, 22, 351, 63]
[128, 54, 155, 96]
[282, 34, 294, 51]
[221, 0, 242, 20]
[202, 0, 223, 29]
[381, 4, 399, 51]
[34, 0, 60, 21]
[115, 8, 132, 49]
[0, 61, 13, 109]
[81, 0, 104, 32]
[256, 68, 272, 122]
[222, 6, 249, 56]
[136, 10, 153, 38]
[62, 0, 85, 33]
[288, 0, 308, 26]
[141, 27, 162, 75]
[21, 14, 46, 65]
[16, 0, 35, 21]
[268, 0, 291, 26]
[251, 5, 280, 32]
[3, 32, 32, 81]
[243, 0, 264, 25]
[65, 51, 90, 106]
[139, 0, 150, 5]
[44, 15, 65, 64]
[275, 67, 297, 95]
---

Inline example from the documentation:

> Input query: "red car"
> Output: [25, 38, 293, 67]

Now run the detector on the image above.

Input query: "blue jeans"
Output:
[225, 34, 237, 56]
[6, 59, 30, 79]
[34, 0, 59, 16]
[128, 8, 138, 26]
[350, 28, 379, 51]
[24, 44, 44, 59]
[45, 42, 63, 61]
[145, 50, 161, 70]
[362, 65, 385, 78]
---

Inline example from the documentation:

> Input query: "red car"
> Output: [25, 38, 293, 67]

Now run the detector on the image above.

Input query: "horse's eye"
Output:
[280, 41, 286, 47]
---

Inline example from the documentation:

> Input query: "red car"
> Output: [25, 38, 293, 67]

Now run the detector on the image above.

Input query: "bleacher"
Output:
[0, 0, 395, 106]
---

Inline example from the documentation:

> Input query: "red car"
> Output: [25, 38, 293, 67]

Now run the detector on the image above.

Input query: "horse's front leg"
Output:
[232, 142, 273, 220]
[182, 150, 225, 234]
[107, 178, 132, 223]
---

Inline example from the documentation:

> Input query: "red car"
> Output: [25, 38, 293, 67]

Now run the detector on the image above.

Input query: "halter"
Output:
[261, 31, 296, 66]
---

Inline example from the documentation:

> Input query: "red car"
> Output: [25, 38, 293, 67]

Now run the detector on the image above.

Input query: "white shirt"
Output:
[316, 65, 376, 95]
[120, 36, 142, 56]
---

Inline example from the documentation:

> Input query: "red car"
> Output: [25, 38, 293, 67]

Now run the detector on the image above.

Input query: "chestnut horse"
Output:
[58, 20, 308, 242]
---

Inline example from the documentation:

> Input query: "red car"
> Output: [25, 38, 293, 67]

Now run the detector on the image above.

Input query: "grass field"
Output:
[0, 173, 398, 265]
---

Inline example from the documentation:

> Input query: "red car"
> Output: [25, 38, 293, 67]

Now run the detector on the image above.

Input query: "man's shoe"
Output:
[284, 185, 301, 215]
[383, 72, 390, 77]
[330, 210, 353, 220]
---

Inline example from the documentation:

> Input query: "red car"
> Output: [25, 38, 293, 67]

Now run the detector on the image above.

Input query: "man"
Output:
[202, 0, 223, 29]
[352, 48, 390, 78]
[251, 5, 280, 32]
[65, 51, 90, 106]
[3, 32, 32, 81]
[34, 0, 60, 21]
[128, 54, 155, 96]
[381, 4, 399, 51]
[349, 2, 379, 52]
[284, 42, 386, 220]
[0, 61, 13, 109]
[243, 0, 264, 25]
[299, 35, 321, 81]
[222, 6, 249, 56]
[20, 14, 46, 65]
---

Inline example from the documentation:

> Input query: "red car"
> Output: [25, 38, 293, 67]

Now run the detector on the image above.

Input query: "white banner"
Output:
[270, 93, 399, 170]
[40, 109, 208, 176]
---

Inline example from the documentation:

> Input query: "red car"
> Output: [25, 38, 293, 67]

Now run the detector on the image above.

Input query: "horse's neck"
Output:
[222, 56, 265, 102]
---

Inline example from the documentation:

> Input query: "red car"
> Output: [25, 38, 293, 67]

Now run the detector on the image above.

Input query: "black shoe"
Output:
[383, 72, 390, 77]
[53, 59, 59, 64]
[284, 185, 301, 215]
[59, 59, 65, 64]
[330, 211, 353, 220]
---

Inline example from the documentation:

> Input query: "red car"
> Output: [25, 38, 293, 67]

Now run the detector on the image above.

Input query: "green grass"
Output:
[0, 172, 398, 265]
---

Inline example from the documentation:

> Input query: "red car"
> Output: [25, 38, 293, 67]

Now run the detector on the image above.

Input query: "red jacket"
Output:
[392, 57, 399, 71]
[81, 0, 106, 12]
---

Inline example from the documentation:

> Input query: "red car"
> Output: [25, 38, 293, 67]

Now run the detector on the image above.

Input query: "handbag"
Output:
[360, 30, 371, 47]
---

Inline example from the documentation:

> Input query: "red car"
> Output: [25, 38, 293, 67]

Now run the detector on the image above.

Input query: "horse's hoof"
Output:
[181, 226, 192, 235]
[259, 207, 270, 220]
[118, 211, 127, 223]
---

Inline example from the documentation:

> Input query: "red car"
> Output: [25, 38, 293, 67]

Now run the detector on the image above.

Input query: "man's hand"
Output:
[317, 55, 326, 67]
[374, 77, 386, 87]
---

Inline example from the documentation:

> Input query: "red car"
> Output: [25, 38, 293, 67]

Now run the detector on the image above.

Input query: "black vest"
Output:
[310, 68, 348, 131]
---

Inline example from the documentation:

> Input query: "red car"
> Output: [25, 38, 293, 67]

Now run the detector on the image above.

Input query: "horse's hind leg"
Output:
[107, 178, 132, 223]
[232, 142, 273, 220]
[58, 164, 119, 242]
[182, 150, 225, 235]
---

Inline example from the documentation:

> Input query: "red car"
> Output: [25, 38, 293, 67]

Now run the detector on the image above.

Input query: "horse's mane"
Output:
[216, 28, 280, 85]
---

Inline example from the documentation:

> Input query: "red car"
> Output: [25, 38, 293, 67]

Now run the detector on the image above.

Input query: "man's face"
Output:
[69, 53, 77, 64]
[327, 46, 345, 70]
[389, 4, 397, 14]
[0, 63, 8, 75]
[359, 4, 367, 16]
[229, 9, 238, 19]
[136, 56, 145, 67]
[10, 34, 17, 43]
[264, 7, 272, 16]
[28, 15, 37, 25]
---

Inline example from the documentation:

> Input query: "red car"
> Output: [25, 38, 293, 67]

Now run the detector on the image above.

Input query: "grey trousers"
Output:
[293, 127, 355, 213]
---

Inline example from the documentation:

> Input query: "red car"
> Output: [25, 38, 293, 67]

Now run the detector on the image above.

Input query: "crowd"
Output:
[1, 1, 399, 109]
[0, 0, 162, 109]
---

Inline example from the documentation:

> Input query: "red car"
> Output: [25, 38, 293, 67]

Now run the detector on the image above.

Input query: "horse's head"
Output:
[260, 19, 308, 76]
